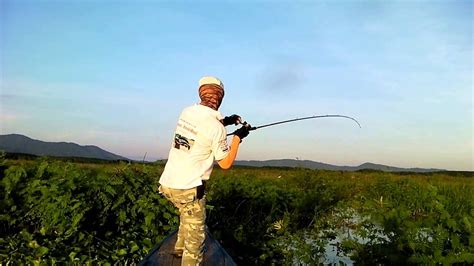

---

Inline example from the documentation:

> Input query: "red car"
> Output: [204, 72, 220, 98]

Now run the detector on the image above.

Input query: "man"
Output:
[158, 76, 250, 265]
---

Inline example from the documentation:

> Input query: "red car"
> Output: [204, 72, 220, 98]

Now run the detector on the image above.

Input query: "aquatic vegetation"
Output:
[0, 157, 472, 264]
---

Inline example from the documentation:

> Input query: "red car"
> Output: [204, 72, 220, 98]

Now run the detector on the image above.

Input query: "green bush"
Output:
[0, 157, 472, 265]
[0, 158, 176, 264]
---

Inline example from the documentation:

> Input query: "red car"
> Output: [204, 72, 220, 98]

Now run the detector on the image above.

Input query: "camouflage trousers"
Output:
[159, 185, 206, 266]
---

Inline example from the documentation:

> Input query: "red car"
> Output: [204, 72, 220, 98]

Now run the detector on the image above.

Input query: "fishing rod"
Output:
[227, 114, 361, 136]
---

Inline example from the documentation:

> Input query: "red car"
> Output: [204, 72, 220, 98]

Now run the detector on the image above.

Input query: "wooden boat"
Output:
[139, 229, 237, 266]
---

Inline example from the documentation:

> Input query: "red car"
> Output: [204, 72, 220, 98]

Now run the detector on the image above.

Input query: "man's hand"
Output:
[222, 114, 242, 126]
[232, 125, 250, 140]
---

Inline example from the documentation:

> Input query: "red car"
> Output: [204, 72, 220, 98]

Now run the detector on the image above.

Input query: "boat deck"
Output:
[139, 230, 236, 266]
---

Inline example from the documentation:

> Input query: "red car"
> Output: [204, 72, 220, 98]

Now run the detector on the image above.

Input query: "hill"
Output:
[234, 159, 445, 172]
[0, 134, 447, 172]
[0, 134, 128, 161]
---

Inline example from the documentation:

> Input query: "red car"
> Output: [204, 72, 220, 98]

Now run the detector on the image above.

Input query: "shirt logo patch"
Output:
[219, 139, 229, 153]
[174, 133, 195, 151]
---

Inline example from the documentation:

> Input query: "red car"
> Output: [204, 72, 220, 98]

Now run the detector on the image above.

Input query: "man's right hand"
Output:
[232, 125, 250, 140]
[222, 114, 242, 126]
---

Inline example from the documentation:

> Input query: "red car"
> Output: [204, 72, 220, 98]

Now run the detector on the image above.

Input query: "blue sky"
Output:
[1, 0, 472, 170]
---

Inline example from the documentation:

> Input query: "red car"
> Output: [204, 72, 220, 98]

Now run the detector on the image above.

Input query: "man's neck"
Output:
[199, 102, 218, 111]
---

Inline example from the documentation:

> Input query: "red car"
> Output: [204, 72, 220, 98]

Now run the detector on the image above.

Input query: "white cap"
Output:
[198, 76, 224, 89]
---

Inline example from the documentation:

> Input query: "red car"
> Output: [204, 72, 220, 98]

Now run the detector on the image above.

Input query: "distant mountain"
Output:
[0, 134, 128, 161]
[0, 134, 446, 172]
[234, 159, 445, 172]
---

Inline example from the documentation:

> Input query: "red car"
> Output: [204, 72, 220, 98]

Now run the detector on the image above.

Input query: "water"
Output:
[294, 208, 391, 265]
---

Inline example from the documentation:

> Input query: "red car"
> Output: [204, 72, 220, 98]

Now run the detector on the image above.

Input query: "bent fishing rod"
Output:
[227, 114, 361, 136]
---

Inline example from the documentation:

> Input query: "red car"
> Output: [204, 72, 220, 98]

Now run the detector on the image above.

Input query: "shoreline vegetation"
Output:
[1, 155, 473, 264]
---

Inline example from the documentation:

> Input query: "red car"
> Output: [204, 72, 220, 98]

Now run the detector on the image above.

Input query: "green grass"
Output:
[1, 156, 473, 264]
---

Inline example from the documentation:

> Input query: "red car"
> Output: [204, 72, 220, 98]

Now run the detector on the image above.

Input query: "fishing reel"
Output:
[226, 119, 256, 136]
[237, 119, 256, 131]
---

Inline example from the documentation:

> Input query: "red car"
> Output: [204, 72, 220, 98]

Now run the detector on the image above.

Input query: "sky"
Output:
[0, 0, 472, 171]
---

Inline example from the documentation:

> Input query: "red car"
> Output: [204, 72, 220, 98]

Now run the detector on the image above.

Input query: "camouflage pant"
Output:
[159, 185, 206, 266]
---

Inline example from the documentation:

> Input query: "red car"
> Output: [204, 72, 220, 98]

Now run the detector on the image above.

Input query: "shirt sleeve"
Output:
[212, 124, 230, 161]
